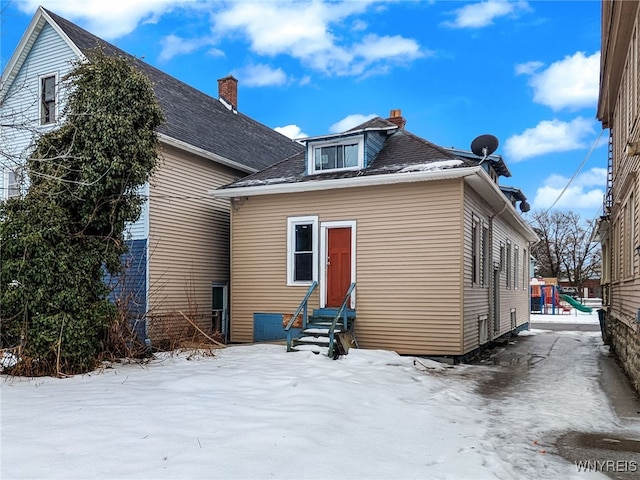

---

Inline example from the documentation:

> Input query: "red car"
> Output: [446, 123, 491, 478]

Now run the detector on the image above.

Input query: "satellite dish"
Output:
[470, 134, 499, 160]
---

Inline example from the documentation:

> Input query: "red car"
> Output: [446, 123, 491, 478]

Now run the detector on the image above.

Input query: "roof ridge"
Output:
[42, 8, 215, 105]
[37, 7, 303, 171]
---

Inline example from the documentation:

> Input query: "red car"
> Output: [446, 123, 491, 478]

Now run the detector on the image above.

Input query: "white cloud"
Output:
[523, 51, 600, 111]
[444, 0, 530, 29]
[26, 1, 425, 77]
[159, 34, 221, 61]
[21, 0, 195, 40]
[234, 64, 288, 87]
[504, 117, 596, 161]
[275, 124, 307, 140]
[213, 1, 424, 76]
[353, 34, 423, 62]
[514, 60, 543, 76]
[532, 168, 607, 211]
[329, 113, 378, 133]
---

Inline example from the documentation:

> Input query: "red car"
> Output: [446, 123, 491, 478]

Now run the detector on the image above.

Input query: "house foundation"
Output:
[603, 314, 640, 395]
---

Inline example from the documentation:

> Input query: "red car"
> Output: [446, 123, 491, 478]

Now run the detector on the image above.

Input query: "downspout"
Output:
[488, 202, 509, 339]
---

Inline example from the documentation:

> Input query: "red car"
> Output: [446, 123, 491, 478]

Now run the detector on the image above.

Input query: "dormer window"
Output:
[307, 136, 364, 174]
[315, 143, 358, 170]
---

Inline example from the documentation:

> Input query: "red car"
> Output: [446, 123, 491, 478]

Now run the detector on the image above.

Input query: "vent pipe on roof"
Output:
[387, 109, 406, 129]
[218, 75, 238, 111]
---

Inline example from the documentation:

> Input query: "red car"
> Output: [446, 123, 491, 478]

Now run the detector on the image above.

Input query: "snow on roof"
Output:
[231, 176, 297, 187]
[398, 159, 464, 173]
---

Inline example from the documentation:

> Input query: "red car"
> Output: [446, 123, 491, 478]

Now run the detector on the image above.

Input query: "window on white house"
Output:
[625, 192, 635, 278]
[41, 75, 56, 124]
[287, 216, 318, 285]
[4, 168, 23, 200]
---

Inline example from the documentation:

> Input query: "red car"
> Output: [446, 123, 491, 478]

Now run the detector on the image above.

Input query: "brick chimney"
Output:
[218, 75, 238, 110]
[387, 109, 406, 129]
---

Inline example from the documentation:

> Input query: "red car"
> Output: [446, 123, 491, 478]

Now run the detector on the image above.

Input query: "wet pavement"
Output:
[475, 320, 640, 479]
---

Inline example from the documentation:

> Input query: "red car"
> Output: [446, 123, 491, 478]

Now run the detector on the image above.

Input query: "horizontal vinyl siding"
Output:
[463, 185, 532, 353]
[230, 180, 464, 355]
[462, 189, 491, 353]
[492, 213, 530, 335]
[608, 16, 640, 328]
[124, 183, 149, 240]
[147, 144, 240, 339]
[1, 23, 77, 193]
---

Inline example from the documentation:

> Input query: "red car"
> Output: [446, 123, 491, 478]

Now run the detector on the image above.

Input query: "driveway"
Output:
[476, 318, 640, 480]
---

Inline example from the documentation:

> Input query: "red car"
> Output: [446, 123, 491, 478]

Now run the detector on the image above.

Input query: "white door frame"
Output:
[319, 220, 357, 309]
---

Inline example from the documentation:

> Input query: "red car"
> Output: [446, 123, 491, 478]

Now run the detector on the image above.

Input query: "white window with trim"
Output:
[514, 245, 519, 289]
[623, 191, 635, 278]
[506, 240, 512, 289]
[471, 216, 479, 285]
[308, 136, 364, 174]
[40, 74, 57, 125]
[3, 167, 23, 200]
[523, 248, 528, 289]
[481, 224, 489, 286]
[287, 216, 318, 285]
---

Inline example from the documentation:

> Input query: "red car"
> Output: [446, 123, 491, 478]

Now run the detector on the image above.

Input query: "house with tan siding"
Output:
[593, 0, 640, 393]
[0, 7, 302, 346]
[216, 112, 538, 357]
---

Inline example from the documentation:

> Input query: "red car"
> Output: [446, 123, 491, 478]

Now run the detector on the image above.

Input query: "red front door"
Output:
[326, 227, 352, 307]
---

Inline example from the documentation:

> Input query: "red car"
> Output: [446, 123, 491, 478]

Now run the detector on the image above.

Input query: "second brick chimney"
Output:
[218, 75, 238, 110]
[387, 109, 406, 129]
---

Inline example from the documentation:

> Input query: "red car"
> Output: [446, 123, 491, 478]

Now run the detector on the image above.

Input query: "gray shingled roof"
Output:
[44, 9, 303, 172]
[221, 119, 477, 189]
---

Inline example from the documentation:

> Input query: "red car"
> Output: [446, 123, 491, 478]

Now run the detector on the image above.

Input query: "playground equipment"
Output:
[559, 294, 593, 313]
[530, 284, 571, 314]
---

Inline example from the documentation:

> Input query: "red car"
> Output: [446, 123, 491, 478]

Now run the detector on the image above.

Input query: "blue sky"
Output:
[1, 0, 605, 221]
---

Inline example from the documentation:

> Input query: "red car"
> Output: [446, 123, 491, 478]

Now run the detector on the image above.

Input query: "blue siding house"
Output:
[0, 7, 302, 345]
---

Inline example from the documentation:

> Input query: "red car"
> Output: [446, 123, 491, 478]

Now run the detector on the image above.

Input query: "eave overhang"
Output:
[590, 216, 610, 243]
[597, 0, 640, 128]
[213, 165, 539, 243]
[158, 134, 257, 174]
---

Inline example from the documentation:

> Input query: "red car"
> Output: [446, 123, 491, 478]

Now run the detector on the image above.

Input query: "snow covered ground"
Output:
[531, 307, 601, 324]
[0, 310, 625, 479]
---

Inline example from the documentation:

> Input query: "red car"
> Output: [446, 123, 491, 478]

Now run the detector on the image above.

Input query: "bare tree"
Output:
[529, 210, 601, 294]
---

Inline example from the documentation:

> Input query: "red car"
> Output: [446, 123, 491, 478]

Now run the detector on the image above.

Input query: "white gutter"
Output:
[158, 134, 257, 174]
[213, 164, 538, 242]
[213, 166, 481, 198]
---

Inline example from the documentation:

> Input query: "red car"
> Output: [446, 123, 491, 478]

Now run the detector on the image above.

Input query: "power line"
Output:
[543, 128, 605, 215]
